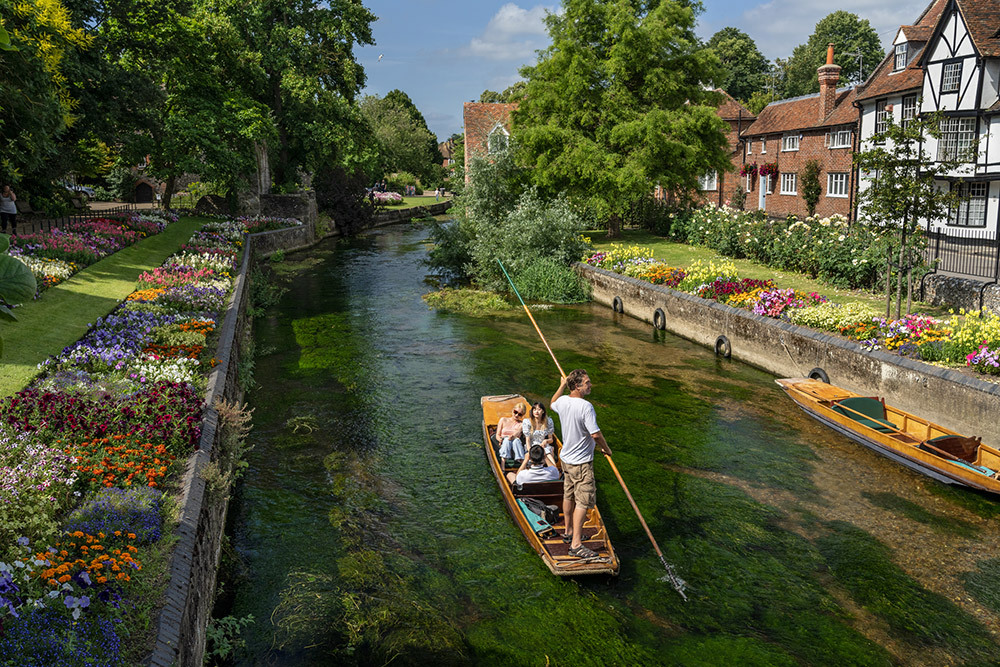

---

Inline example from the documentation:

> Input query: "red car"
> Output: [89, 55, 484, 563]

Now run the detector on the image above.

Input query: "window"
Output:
[760, 139, 767, 154]
[699, 171, 718, 191]
[949, 182, 988, 226]
[825, 127, 852, 148]
[827, 172, 849, 198]
[894, 44, 908, 71]
[901, 95, 917, 128]
[488, 126, 508, 154]
[745, 174, 753, 191]
[942, 61, 962, 94]
[875, 100, 889, 136]
[782, 134, 800, 151]
[937, 117, 976, 161]
[780, 173, 797, 195]
[747, 141, 753, 155]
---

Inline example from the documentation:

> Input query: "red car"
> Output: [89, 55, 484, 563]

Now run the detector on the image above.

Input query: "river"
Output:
[220, 223, 1000, 666]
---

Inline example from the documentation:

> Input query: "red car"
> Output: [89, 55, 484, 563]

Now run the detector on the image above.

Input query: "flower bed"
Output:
[583, 245, 1000, 380]
[0, 214, 301, 662]
[10, 211, 178, 298]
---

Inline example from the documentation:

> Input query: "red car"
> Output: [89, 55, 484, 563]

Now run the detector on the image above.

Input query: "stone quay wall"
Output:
[577, 263, 1000, 445]
[148, 222, 313, 666]
[921, 272, 1000, 314]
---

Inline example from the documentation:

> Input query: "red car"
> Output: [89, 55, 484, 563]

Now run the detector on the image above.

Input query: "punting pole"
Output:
[497, 259, 688, 600]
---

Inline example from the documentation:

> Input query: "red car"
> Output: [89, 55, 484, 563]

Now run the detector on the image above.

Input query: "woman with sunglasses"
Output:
[495, 402, 527, 462]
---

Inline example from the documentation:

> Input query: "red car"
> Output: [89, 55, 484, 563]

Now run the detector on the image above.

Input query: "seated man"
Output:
[507, 445, 560, 485]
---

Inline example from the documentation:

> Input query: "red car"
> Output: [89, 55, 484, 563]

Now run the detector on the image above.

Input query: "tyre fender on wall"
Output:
[715, 335, 731, 358]
[808, 367, 830, 383]
[612, 296, 624, 313]
[653, 308, 666, 330]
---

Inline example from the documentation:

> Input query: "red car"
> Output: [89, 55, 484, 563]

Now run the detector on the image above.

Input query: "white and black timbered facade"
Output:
[857, 0, 1000, 233]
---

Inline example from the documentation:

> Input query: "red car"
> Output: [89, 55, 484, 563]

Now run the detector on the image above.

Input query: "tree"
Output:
[782, 11, 882, 98]
[800, 160, 821, 216]
[707, 27, 769, 102]
[515, 0, 730, 237]
[382, 89, 442, 181]
[854, 114, 971, 318]
[360, 94, 438, 181]
[479, 81, 527, 104]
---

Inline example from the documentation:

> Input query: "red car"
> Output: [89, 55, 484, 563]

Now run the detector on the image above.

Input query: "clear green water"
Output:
[223, 225, 1000, 666]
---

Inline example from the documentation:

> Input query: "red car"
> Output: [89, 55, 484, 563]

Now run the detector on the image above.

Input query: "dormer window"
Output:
[942, 61, 962, 94]
[894, 44, 908, 71]
[488, 124, 509, 154]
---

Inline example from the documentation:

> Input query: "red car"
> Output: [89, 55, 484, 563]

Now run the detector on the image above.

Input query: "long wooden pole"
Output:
[497, 260, 688, 599]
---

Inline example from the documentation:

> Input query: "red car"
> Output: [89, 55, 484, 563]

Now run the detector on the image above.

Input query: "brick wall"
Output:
[743, 132, 854, 218]
[463, 102, 517, 169]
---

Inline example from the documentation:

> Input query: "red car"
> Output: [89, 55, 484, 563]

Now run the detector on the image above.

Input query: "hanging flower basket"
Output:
[740, 162, 758, 177]
[758, 163, 778, 177]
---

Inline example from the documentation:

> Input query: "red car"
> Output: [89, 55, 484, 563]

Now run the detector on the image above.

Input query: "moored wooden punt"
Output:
[481, 394, 620, 576]
[776, 377, 1000, 495]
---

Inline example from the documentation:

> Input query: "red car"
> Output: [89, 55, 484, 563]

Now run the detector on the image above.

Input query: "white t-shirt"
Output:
[551, 395, 599, 465]
[515, 465, 560, 484]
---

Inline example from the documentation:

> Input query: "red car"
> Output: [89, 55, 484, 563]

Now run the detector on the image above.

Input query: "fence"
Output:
[923, 226, 1000, 281]
[16, 204, 137, 235]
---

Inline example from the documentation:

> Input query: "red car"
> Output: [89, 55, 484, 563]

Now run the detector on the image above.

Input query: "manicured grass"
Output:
[385, 195, 451, 209]
[0, 216, 210, 397]
[585, 228, 949, 317]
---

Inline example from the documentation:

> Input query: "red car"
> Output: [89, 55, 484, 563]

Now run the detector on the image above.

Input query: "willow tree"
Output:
[513, 0, 730, 236]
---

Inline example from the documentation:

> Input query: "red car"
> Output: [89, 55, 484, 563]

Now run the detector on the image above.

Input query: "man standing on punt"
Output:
[551, 369, 612, 559]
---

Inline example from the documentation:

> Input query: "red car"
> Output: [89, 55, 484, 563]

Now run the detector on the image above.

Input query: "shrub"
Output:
[514, 257, 590, 304]
[786, 301, 880, 332]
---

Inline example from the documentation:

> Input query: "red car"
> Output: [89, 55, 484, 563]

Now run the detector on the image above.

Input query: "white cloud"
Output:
[464, 3, 555, 62]
[735, 0, 929, 60]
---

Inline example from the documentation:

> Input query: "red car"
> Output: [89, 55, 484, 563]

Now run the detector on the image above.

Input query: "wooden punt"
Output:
[776, 377, 1000, 495]
[481, 394, 620, 576]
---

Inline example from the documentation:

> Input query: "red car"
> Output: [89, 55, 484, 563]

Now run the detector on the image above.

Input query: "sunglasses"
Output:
[513, 410, 524, 416]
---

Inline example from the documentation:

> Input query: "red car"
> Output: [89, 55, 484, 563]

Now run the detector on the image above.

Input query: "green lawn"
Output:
[0, 216, 210, 397]
[387, 195, 451, 209]
[585, 228, 948, 317]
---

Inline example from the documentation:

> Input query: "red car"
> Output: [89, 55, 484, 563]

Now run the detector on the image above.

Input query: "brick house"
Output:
[694, 91, 756, 207]
[462, 102, 517, 181]
[740, 46, 858, 219]
[438, 138, 456, 168]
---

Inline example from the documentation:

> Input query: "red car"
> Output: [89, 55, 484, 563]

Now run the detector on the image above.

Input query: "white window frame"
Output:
[901, 95, 917, 128]
[827, 172, 849, 198]
[942, 61, 962, 94]
[744, 173, 753, 192]
[780, 172, 797, 195]
[825, 127, 851, 149]
[949, 181, 988, 226]
[937, 117, 976, 161]
[699, 171, 718, 191]
[894, 44, 908, 71]
[781, 134, 800, 152]
[746, 141, 753, 155]
[874, 100, 889, 137]
[488, 125, 509, 154]
[760, 139, 767, 154]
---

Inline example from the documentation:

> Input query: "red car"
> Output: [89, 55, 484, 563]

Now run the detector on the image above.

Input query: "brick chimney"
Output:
[817, 43, 841, 121]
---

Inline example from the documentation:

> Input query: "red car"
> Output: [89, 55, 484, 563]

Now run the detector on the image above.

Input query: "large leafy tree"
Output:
[514, 0, 730, 236]
[707, 27, 769, 103]
[360, 93, 437, 180]
[782, 11, 882, 97]
[381, 89, 442, 181]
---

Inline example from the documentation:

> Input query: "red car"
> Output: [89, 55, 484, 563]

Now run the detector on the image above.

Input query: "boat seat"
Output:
[833, 397, 895, 433]
[513, 480, 564, 497]
[926, 434, 981, 463]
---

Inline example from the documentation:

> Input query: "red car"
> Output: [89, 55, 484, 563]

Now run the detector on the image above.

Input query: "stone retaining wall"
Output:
[148, 222, 313, 666]
[372, 201, 452, 226]
[577, 263, 1000, 445]
[920, 272, 1000, 314]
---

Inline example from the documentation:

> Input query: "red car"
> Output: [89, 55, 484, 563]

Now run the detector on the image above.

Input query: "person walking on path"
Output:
[551, 369, 612, 559]
[0, 184, 16, 234]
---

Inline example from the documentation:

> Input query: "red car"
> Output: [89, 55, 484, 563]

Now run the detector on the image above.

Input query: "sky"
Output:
[355, 0, 933, 142]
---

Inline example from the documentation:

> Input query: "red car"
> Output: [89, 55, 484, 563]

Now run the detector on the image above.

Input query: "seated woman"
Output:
[495, 403, 527, 462]
[506, 445, 560, 485]
[522, 401, 556, 457]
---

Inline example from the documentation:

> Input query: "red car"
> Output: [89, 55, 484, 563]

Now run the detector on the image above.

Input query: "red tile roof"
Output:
[856, 0, 948, 102]
[958, 0, 1000, 57]
[463, 102, 517, 159]
[713, 89, 755, 121]
[742, 88, 856, 136]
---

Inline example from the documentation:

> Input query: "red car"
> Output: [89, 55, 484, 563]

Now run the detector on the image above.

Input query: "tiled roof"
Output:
[856, 0, 948, 102]
[958, 0, 1000, 57]
[742, 88, 856, 136]
[714, 89, 755, 121]
[463, 102, 517, 157]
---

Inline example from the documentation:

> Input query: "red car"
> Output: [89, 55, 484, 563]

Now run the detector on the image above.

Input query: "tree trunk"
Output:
[255, 141, 271, 195]
[607, 213, 621, 239]
[906, 248, 913, 315]
[896, 242, 905, 320]
[162, 175, 176, 209]
[885, 248, 892, 319]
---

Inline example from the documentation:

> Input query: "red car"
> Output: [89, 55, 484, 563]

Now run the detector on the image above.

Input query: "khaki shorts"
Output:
[562, 461, 596, 509]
